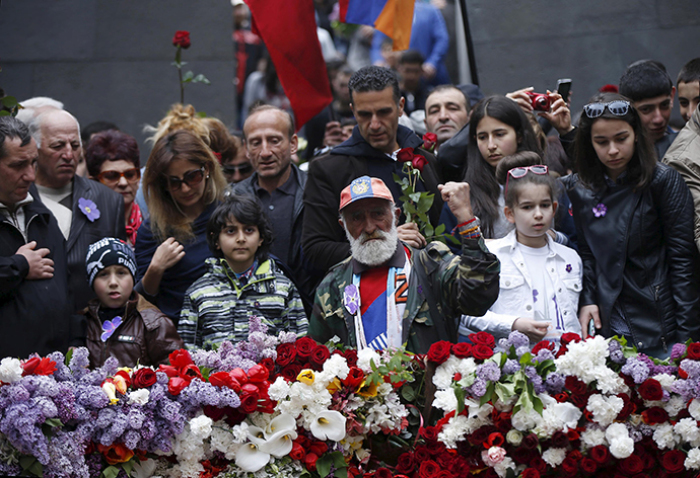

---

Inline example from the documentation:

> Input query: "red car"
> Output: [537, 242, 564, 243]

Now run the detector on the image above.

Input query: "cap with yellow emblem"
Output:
[338, 176, 394, 211]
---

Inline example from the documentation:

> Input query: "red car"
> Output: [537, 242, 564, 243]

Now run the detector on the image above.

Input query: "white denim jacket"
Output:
[459, 229, 583, 340]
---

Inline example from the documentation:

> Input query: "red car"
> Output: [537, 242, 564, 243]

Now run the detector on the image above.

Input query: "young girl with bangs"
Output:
[565, 92, 699, 357]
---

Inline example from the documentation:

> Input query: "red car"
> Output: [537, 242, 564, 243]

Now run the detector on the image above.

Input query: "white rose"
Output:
[506, 429, 523, 446]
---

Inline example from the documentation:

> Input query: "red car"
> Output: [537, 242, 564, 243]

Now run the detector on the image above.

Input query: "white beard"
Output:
[345, 221, 399, 266]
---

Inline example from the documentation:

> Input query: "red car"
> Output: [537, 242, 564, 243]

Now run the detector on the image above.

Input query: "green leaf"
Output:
[401, 384, 416, 402]
[479, 381, 495, 407]
[182, 70, 194, 82]
[196, 111, 208, 118]
[416, 193, 434, 214]
[64, 348, 74, 365]
[409, 192, 422, 203]
[494, 382, 516, 403]
[519, 352, 533, 365]
[423, 224, 434, 237]
[192, 74, 211, 85]
[533, 394, 544, 415]
[332, 451, 348, 470]
[1, 96, 18, 107]
[121, 460, 134, 476]
[454, 386, 466, 414]
[316, 453, 334, 478]
[20, 456, 43, 477]
[0, 110, 11, 116]
[101, 466, 121, 478]
[45, 418, 63, 428]
[434, 223, 445, 235]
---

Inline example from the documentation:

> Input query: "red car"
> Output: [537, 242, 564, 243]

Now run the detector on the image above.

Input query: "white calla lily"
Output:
[235, 442, 270, 472]
[310, 410, 347, 441]
[261, 429, 298, 458]
[246, 426, 267, 445]
[266, 413, 296, 436]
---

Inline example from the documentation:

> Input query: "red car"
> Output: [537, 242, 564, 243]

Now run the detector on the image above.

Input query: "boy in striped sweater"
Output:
[178, 195, 307, 348]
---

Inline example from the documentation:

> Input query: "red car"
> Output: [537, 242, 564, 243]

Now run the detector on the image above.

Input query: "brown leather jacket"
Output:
[83, 292, 184, 368]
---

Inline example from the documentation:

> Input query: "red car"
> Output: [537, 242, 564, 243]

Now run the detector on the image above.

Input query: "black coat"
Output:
[66, 175, 126, 313]
[302, 125, 444, 276]
[563, 164, 700, 355]
[0, 191, 74, 358]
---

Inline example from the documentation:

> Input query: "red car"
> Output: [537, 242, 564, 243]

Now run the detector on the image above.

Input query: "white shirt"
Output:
[0, 194, 34, 241]
[35, 183, 73, 239]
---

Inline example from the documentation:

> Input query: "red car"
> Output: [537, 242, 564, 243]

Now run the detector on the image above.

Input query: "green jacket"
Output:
[309, 236, 500, 353]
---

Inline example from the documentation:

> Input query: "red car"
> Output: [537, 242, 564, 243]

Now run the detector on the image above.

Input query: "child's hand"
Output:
[579, 304, 601, 338]
[512, 318, 549, 342]
[152, 237, 185, 273]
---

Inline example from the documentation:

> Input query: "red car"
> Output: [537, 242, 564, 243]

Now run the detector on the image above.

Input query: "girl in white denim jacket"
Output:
[460, 153, 583, 343]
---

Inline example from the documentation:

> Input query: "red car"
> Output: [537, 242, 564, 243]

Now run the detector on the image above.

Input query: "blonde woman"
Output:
[134, 130, 226, 323]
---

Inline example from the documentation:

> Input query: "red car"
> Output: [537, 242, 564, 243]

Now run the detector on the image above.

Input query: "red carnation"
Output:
[427, 341, 452, 364]
[397, 147, 414, 163]
[310, 344, 331, 369]
[276, 343, 297, 366]
[687, 342, 700, 360]
[469, 331, 495, 348]
[22, 356, 57, 376]
[296, 337, 317, 359]
[172, 30, 191, 49]
[132, 368, 157, 388]
[472, 344, 494, 360]
[412, 154, 428, 172]
[638, 378, 663, 401]
[560, 332, 581, 345]
[422, 132, 438, 151]
[661, 450, 685, 473]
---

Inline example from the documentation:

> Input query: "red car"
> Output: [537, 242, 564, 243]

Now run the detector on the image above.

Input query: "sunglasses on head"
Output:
[505, 165, 549, 196]
[165, 166, 206, 191]
[97, 168, 141, 185]
[583, 100, 631, 119]
[222, 163, 253, 175]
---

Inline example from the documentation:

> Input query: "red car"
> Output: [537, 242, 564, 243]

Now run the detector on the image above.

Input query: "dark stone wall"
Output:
[2, 0, 699, 157]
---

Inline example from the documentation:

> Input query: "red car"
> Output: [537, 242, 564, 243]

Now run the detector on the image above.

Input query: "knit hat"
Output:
[339, 176, 394, 211]
[85, 238, 137, 288]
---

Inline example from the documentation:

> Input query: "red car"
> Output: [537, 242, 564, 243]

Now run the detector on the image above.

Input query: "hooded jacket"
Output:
[302, 125, 444, 276]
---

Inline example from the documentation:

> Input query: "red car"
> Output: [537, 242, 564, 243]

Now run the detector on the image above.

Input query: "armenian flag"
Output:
[339, 0, 416, 51]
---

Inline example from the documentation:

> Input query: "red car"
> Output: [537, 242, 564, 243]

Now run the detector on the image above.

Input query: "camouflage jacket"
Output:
[309, 236, 500, 354]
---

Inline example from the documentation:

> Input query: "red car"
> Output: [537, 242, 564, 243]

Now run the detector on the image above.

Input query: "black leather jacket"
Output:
[563, 164, 700, 355]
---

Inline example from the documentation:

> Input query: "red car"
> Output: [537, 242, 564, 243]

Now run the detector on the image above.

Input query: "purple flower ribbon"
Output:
[592, 203, 607, 218]
[344, 284, 360, 315]
[79, 197, 101, 222]
[101, 316, 122, 342]
[565, 264, 572, 273]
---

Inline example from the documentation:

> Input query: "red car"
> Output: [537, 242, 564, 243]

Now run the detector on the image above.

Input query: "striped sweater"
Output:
[178, 257, 307, 348]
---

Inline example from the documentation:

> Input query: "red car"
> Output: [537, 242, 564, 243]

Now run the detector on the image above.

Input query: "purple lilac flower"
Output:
[476, 362, 501, 382]
[681, 359, 700, 379]
[534, 349, 555, 363]
[498, 338, 509, 350]
[651, 364, 677, 375]
[469, 378, 487, 397]
[78, 197, 100, 222]
[68, 348, 91, 380]
[628, 427, 643, 443]
[191, 349, 224, 370]
[608, 339, 626, 364]
[507, 331, 530, 350]
[503, 359, 521, 375]
[545, 372, 565, 394]
[671, 379, 695, 401]
[75, 383, 109, 409]
[516, 345, 531, 357]
[592, 203, 607, 218]
[671, 343, 687, 360]
[43, 429, 90, 478]
[621, 357, 650, 384]
[156, 371, 169, 385]
[47, 351, 72, 382]
[524, 366, 545, 394]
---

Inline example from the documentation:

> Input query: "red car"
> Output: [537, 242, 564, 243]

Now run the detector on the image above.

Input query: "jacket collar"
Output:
[67, 175, 92, 252]
[331, 124, 422, 159]
[205, 257, 275, 285]
[494, 228, 557, 257]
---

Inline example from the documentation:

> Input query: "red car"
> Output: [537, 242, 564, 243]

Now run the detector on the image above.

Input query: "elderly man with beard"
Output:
[309, 176, 499, 353]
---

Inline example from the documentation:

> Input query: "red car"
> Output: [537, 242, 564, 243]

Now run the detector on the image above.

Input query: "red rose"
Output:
[374, 468, 393, 478]
[303, 452, 318, 471]
[397, 147, 414, 163]
[308, 441, 328, 456]
[412, 154, 428, 172]
[419, 460, 440, 478]
[296, 337, 317, 359]
[395, 452, 415, 474]
[661, 450, 685, 473]
[589, 445, 610, 464]
[554, 391, 569, 403]
[180, 363, 202, 382]
[239, 393, 259, 413]
[551, 431, 568, 448]
[344, 349, 358, 367]
[436, 451, 455, 470]
[259, 357, 275, 372]
[565, 376, 588, 395]
[414, 445, 431, 463]
[310, 345, 331, 369]
[427, 341, 452, 364]
[168, 376, 189, 395]
[521, 434, 539, 450]
[435, 471, 454, 478]
[422, 132, 438, 151]
[276, 343, 297, 367]
[531, 340, 554, 355]
[247, 364, 269, 383]
[560, 332, 581, 345]
[289, 442, 305, 460]
[619, 455, 644, 475]
[203, 405, 226, 421]
[561, 457, 578, 474]
[638, 378, 663, 401]
[420, 426, 440, 442]
[472, 344, 494, 360]
[169, 349, 193, 369]
[528, 456, 546, 473]
[452, 342, 472, 358]
[641, 406, 669, 425]
[132, 368, 157, 388]
[172, 30, 191, 49]
[469, 331, 495, 347]
[580, 457, 597, 474]
[281, 363, 302, 382]
[521, 469, 540, 478]
[687, 342, 700, 360]
[22, 356, 57, 376]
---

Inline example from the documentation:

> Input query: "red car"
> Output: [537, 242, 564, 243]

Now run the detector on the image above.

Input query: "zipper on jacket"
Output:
[654, 285, 669, 352]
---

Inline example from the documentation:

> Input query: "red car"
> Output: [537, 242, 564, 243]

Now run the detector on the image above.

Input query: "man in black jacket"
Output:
[0, 116, 74, 358]
[302, 66, 444, 283]
[25, 109, 125, 312]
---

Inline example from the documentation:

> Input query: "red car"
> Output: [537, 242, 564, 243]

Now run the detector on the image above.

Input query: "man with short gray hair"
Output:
[0, 116, 74, 357]
[25, 108, 126, 312]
